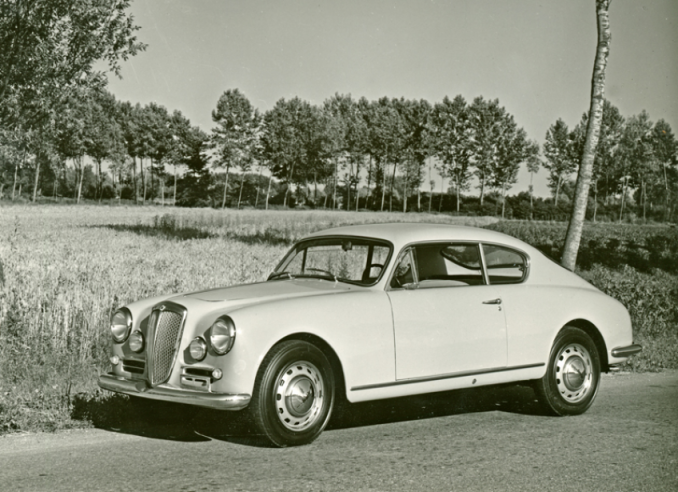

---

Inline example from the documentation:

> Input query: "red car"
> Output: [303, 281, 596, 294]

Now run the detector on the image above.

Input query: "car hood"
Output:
[173, 278, 356, 308]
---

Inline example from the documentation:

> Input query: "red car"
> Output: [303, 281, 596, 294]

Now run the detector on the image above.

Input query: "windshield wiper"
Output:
[297, 271, 353, 285]
[268, 271, 295, 281]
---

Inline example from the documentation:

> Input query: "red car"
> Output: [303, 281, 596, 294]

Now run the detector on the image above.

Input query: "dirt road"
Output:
[1, 371, 676, 492]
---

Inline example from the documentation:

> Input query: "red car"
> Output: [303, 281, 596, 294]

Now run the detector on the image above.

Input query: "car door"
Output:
[387, 242, 507, 381]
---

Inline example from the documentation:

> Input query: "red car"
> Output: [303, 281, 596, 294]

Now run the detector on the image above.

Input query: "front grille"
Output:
[149, 304, 186, 386]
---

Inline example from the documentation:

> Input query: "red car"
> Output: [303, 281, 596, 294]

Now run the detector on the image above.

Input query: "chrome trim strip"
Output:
[611, 344, 642, 358]
[98, 373, 251, 411]
[351, 363, 545, 391]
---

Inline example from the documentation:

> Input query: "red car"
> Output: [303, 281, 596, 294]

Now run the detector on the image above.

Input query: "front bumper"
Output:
[98, 373, 251, 411]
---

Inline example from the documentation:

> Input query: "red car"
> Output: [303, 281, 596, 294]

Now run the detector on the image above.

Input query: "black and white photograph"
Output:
[0, 1, 676, 490]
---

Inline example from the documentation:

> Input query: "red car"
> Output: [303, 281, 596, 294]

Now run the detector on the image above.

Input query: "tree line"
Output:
[1, 1, 676, 222]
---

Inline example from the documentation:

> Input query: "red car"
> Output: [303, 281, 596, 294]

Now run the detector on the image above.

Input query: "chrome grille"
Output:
[149, 306, 185, 386]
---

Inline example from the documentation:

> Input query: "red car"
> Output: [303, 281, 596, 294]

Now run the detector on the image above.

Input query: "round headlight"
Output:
[128, 330, 144, 353]
[210, 316, 236, 355]
[189, 337, 207, 361]
[111, 308, 133, 343]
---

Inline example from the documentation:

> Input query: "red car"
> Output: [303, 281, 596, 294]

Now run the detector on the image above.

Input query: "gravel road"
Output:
[1, 371, 676, 492]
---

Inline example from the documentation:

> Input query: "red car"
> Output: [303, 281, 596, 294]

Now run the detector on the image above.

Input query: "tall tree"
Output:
[211, 89, 259, 208]
[650, 119, 677, 220]
[84, 89, 123, 201]
[260, 97, 325, 207]
[616, 111, 654, 220]
[0, 0, 145, 143]
[561, 0, 612, 270]
[492, 121, 535, 218]
[525, 145, 541, 219]
[570, 99, 624, 220]
[543, 119, 577, 206]
[469, 97, 507, 206]
[432, 95, 473, 212]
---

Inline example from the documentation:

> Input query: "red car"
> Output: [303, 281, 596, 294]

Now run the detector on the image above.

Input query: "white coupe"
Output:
[99, 223, 641, 446]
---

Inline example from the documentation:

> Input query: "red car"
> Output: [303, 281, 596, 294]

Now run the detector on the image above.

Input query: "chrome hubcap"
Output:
[275, 361, 324, 431]
[554, 343, 593, 403]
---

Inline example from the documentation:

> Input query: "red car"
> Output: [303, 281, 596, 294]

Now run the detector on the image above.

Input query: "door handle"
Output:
[482, 298, 502, 305]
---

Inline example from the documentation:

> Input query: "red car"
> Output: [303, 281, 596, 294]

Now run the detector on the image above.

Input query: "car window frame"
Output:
[479, 241, 531, 285]
[387, 240, 487, 291]
[271, 235, 395, 287]
[386, 240, 531, 290]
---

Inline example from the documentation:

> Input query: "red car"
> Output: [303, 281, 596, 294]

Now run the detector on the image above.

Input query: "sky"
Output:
[105, 0, 678, 197]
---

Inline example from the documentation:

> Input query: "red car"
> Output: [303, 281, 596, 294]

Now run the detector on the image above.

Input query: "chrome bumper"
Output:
[98, 373, 251, 411]
[611, 344, 642, 358]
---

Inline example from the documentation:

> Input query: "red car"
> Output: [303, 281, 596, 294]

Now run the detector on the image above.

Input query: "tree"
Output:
[83, 89, 124, 201]
[363, 98, 405, 211]
[570, 99, 624, 221]
[260, 97, 325, 207]
[543, 119, 577, 206]
[561, 0, 612, 271]
[0, 0, 145, 137]
[396, 98, 432, 213]
[432, 96, 473, 212]
[525, 144, 541, 219]
[616, 111, 654, 220]
[468, 97, 507, 206]
[211, 89, 259, 208]
[650, 119, 677, 220]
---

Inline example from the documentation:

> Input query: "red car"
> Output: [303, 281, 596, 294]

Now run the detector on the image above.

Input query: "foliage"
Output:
[486, 220, 678, 274]
[580, 266, 678, 371]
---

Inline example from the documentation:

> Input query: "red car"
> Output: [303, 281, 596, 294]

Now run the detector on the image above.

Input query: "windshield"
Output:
[269, 237, 392, 286]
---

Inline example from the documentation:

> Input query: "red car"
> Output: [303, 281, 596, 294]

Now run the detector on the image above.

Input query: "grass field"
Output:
[0, 204, 675, 434]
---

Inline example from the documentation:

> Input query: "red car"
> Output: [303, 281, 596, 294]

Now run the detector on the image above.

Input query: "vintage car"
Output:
[99, 223, 641, 446]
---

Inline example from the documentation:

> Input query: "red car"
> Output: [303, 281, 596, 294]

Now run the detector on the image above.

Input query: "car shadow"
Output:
[78, 383, 548, 447]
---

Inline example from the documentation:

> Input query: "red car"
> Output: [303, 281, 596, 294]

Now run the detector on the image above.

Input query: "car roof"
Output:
[305, 222, 533, 253]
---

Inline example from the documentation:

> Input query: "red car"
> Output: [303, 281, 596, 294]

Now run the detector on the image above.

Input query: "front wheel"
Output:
[534, 326, 601, 416]
[248, 340, 335, 447]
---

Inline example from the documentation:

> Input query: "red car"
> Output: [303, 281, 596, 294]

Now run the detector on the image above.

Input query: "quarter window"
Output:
[482, 244, 527, 284]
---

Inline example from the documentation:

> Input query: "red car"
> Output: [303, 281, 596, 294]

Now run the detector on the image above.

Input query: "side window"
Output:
[414, 243, 484, 287]
[482, 244, 527, 284]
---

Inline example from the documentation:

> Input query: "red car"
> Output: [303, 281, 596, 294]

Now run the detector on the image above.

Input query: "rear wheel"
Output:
[534, 326, 601, 416]
[249, 340, 335, 447]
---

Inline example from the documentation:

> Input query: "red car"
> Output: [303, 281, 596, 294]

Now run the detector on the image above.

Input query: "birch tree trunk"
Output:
[222, 163, 230, 209]
[77, 157, 84, 204]
[32, 156, 40, 202]
[561, 0, 612, 270]
[366, 157, 373, 210]
[133, 157, 138, 203]
[265, 173, 272, 210]
[12, 157, 20, 201]
[237, 174, 245, 209]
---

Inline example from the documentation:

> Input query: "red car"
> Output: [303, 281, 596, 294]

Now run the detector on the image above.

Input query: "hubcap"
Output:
[275, 361, 324, 431]
[554, 343, 593, 403]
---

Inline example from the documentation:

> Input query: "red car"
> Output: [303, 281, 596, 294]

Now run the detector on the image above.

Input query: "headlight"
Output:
[111, 308, 133, 343]
[189, 337, 207, 361]
[128, 330, 144, 353]
[209, 316, 236, 355]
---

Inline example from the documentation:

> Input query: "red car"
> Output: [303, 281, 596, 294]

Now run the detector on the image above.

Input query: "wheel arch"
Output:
[562, 319, 609, 372]
[276, 332, 348, 401]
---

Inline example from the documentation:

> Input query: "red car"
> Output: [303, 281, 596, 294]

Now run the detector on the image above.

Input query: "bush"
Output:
[580, 266, 678, 371]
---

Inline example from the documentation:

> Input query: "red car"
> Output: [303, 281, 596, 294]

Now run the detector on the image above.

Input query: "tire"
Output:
[534, 326, 601, 416]
[248, 340, 335, 447]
